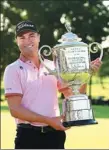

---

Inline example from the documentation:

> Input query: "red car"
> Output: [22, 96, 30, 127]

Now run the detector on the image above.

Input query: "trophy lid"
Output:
[58, 32, 81, 43]
[54, 24, 88, 48]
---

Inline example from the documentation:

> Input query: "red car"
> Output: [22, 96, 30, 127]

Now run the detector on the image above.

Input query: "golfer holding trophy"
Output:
[38, 24, 103, 127]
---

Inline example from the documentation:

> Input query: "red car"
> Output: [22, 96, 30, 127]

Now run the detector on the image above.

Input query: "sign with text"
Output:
[64, 46, 89, 72]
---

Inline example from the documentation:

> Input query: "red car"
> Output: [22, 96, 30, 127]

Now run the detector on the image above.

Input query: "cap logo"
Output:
[16, 20, 37, 36]
[17, 23, 34, 31]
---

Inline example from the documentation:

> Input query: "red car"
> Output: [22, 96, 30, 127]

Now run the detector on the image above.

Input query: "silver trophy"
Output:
[38, 24, 103, 127]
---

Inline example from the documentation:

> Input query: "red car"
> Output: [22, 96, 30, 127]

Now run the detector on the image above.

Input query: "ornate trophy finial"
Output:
[58, 23, 81, 43]
[65, 23, 72, 32]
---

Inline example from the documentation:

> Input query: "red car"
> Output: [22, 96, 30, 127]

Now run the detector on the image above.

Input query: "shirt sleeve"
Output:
[3, 65, 23, 98]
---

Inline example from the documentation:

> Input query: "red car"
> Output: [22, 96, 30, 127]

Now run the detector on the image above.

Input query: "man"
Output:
[3, 20, 102, 149]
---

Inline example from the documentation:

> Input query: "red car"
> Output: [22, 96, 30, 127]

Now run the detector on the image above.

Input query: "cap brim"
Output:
[16, 29, 37, 37]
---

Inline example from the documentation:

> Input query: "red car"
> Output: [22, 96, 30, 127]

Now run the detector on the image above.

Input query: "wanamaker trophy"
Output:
[38, 24, 103, 127]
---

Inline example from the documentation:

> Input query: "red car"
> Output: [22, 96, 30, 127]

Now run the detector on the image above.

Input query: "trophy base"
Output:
[63, 119, 98, 127]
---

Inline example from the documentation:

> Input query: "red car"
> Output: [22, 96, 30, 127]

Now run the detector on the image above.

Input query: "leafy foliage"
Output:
[1, 0, 109, 77]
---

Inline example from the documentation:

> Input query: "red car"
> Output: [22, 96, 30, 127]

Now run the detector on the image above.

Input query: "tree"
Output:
[1, 0, 109, 101]
[1, 0, 109, 75]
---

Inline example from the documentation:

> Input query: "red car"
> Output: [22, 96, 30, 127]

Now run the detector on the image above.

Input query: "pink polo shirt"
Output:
[4, 58, 60, 126]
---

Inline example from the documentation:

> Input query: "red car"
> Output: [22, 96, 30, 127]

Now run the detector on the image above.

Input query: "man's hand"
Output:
[47, 115, 70, 131]
[57, 82, 73, 98]
[90, 57, 102, 73]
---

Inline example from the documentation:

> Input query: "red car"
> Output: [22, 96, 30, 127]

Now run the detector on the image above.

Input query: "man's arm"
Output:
[7, 95, 50, 123]
[6, 95, 67, 130]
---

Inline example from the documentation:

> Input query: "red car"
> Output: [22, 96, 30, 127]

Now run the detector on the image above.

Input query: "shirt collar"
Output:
[19, 53, 29, 62]
[19, 53, 44, 68]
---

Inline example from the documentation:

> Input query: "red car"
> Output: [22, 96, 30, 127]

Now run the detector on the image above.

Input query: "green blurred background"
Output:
[0, 0, 109, 149]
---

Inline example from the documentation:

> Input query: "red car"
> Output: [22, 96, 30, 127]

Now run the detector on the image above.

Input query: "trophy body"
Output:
[53, 40, 96, 127]
[38, 24, 103, 127]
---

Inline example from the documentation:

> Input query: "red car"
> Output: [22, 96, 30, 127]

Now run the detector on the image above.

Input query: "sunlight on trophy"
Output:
[38, 24, 103, 127]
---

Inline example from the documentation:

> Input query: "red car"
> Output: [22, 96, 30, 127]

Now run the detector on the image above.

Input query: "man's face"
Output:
[16, 31, 40, 56]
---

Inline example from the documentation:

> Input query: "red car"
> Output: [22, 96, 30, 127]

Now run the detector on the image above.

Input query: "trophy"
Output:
[38, 24, 103, 127]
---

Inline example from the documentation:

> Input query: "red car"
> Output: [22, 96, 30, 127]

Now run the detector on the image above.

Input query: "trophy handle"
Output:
[89, 42, 103, 61]
[38, 45, 57, 75]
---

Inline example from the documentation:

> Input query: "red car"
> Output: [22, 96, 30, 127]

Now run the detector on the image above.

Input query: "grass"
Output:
[1, 112, 109, 149]
[1, 76, 109, 149]
[87, 83, 109, 100]
[1, 100, 109, 118]
[92, 105, 109, 118]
